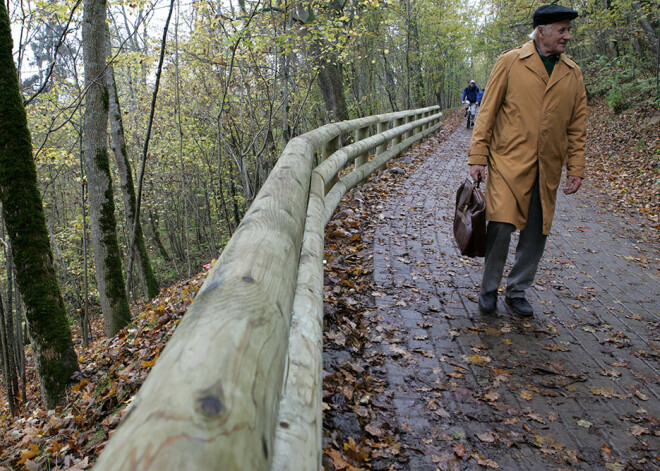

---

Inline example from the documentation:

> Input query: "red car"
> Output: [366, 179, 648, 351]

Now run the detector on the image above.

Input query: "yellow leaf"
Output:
[520, 390, 534, 401]
[483, 391, 500, 402]
[18, 443, 39, 464]
[468, 354, 492, 365]
[589, 386, 625, 399]
[141, 359, 156, 367]
[71, 379, 88, 392]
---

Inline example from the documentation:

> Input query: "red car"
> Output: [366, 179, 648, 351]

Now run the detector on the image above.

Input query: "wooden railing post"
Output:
[405, 115, 415, 139]
[376, 121, 389, 171]
[355, 126, 370, 168]
[392, 117, 405, 146]
[375, 121, 389, 155]
[323, 135, 341, 195]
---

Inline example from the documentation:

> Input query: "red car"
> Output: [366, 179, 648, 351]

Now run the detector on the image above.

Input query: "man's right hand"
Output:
[469, 165, 486, 183]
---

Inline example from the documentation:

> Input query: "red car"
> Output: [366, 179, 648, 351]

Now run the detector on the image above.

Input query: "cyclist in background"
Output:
[477, 87, 485, 106]
[475, 87, 485, 119]
[462, 80, 480, 129]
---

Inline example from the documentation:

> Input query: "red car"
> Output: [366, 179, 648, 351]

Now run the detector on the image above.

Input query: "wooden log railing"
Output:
[94, 106, 442, 470]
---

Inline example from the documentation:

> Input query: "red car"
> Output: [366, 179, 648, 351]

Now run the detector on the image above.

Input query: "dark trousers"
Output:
[480, 178, 547, 299]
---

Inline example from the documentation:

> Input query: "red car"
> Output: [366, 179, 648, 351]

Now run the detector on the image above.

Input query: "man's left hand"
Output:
[563, 176, 582, 194]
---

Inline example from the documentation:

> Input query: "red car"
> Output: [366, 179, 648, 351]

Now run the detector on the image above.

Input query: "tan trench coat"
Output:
[468, 40, 588, 235]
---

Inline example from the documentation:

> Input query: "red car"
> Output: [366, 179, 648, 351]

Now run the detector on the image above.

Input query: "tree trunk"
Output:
[0, 291, 18, 416]
[2, 239, 20, 408]
[82, 0, 131, 336]
[13, 277, 26, 403]
[316, 53, 349, 122]
[80, 140, 91, 347]
[106, 28, 159, 300]
[0, 1, 78, 408]
[148, 208, 170, 262]
[407, 10, 425, 107]
[632, 2, 658, 54]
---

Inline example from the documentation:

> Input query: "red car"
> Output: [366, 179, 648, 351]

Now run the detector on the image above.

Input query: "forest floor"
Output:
[0, 100, 658, 470]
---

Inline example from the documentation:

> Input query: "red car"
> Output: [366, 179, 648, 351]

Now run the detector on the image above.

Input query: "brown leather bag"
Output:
[453, 178, 487, 257]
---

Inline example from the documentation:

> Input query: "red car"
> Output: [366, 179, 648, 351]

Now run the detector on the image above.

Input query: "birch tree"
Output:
[82, 0, 131, 336]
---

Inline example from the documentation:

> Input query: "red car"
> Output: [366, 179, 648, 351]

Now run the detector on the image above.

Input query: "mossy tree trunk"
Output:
[83, 0, 131, 336]
[106, 30, 159, 300]
[0, 1, 78, 408]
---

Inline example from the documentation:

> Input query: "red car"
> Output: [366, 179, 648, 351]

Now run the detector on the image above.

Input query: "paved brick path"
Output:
[369, 124, 659, 470]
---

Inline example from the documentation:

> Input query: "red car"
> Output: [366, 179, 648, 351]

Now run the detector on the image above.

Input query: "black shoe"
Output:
[505, 297, 533, 317]
[478, 291, 497, 314]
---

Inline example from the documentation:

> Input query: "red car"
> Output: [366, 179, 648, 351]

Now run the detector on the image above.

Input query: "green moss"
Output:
[102, 84, 109, 112]
[0, 2, 78, 408]
[92, 149, 131, 334]
[136, 230, 160, 298]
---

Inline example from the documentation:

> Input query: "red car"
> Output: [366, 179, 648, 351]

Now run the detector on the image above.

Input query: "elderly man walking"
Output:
[468, 5, 588, 317]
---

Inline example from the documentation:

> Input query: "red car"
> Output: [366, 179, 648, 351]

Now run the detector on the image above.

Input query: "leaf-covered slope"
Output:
[0, 269, 208, 469]
[585, 101, 659, 236]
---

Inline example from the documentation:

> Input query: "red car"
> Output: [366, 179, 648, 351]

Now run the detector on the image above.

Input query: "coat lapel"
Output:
[546, 56, 572, 92]
[519, 41, 549, 85]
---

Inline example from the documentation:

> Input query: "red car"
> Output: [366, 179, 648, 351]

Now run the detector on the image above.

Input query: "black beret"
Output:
[533, 5, 579, 27]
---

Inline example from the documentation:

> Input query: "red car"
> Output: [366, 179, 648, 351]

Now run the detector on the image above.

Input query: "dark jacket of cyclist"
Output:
[462, 82, 480, 103]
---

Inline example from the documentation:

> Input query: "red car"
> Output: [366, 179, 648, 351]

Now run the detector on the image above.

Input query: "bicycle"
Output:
[464, 101, 478, 129]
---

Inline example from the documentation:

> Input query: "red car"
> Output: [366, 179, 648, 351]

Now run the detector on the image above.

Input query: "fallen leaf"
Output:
[389, 344, 408, 357]
[629, 425, 649, 436]
[520, 390, 534, 401]
[453, 443, 467, 457]
[634, 390, 649, 401]
[527, 413, 546, 424]
[467, 354, 492, 365]
[18, 443, 39, 464]
[599, 369, 621, 378]
[576, 419, 592, 428]
[589, 386, 625, 399]
[483, 391, 500, 402]
[543, 344, 570, 352]
[564, 449, 579, 463]
[324, 448, 358, 470]
[365, 424, 385, 437]
[477, 431, 497, 444]
[605, 463, 625, 471]
[70, 457, 91, 470]
[471, 452, 500, 468]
